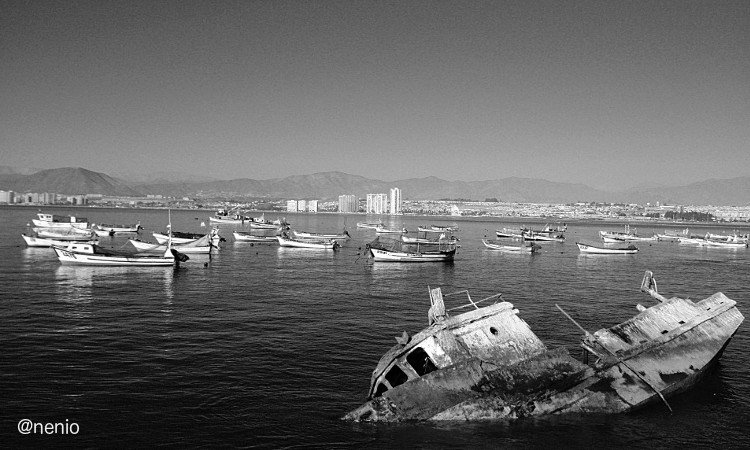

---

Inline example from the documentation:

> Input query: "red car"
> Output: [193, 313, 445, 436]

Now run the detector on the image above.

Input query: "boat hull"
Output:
[53, 246, 176, 266]
[233, 232, 278, 243]
[22, 233, 98, 247]
[277, 236, 339, 249]
[369, 247, 455, 262]
[577, 242, 638, 254]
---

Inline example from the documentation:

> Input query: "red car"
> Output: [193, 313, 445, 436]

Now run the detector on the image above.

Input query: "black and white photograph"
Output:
[1, 0, 749, 447]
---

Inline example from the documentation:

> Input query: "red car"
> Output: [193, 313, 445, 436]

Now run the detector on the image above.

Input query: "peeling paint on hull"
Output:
[345, 287, 744, 422]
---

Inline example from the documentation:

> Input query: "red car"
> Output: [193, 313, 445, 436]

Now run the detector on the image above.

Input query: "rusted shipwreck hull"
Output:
[344, 272, 744, 421]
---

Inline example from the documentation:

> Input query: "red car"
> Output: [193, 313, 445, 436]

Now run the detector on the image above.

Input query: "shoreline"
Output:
[4, 204, 749, 230]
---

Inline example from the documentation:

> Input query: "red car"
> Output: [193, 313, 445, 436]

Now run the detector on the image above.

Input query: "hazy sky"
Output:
[1, 0, 748, 190]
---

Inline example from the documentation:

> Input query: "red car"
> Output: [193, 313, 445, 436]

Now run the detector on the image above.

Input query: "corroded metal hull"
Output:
[345, 288, 743, 422]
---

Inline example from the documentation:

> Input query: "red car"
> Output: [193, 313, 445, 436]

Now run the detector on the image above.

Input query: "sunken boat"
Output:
[344, 271, 743, 421]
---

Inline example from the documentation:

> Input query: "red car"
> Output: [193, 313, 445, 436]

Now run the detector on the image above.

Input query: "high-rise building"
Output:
[366, 193, 388, 214]
[389, 187, 402, 215]
[286, 200, 298, 212]
[338, 195, 358, 213]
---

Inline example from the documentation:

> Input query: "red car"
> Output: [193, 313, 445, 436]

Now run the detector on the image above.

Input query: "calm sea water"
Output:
[2, 206, 749, 448]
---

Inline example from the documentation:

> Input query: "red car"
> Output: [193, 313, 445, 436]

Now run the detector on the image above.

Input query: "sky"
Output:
[1, 0, 748, 190]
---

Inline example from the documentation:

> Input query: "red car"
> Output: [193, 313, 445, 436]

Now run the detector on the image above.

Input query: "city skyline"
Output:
[2, 1, 748, 191]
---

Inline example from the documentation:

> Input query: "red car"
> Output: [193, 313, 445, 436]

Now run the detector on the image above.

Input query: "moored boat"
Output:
[495, 227, 523, 239]
[22, 233, 98, 248]
[33, 227, 96, 241]
[92, 222, 142, 236]
[356, 221, 383, 229]
[277, 233, 340, 249]
[153, 228, 223, 245]
[292, 230, 351, 240]
[129, 232, 219, 254]
[375, 225, 407, 235]
[344, 271, 744, 422]
[482, 239, 540, 253]
[367, 237, 456, 262]
[52, 242, 188, 266]
[31, 213, 88, 229]
[577, 241, 638, 254]
[233, 231, 279, 243]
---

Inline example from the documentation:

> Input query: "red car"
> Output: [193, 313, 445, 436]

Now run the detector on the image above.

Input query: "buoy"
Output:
[200, 221, 206, 227]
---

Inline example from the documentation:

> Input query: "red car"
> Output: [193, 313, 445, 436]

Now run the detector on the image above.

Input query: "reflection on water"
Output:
[54, 265, 177, 303]
[276, 246, 338, 261]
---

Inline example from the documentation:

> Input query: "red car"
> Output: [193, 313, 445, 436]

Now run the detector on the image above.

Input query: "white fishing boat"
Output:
[697, 239, 748, 249]
[292, 230, 351, 240]
[277, 233, 340, 249]
[153, 227, 223, 245]
[367, 237, 456, 262]
[31, 213, 89, 229]
[128, 232, 219, 254]
[577, 242, 638, 254]
[656, 228, 689, 242]
[599, 224, 654, 242]
[22, 233, 98, 248]
[233, 231, 279, 243]
[92, 222, 142, 235]
[357, 221, 383, 229]
[248, 222, 280, 230]
[521, 230, 565, 242]
[375, 225, 407, 235]
[482, 239, 540, 253]
[495, 228, 523, 239]
[33, 227, 96, 241]
[52, 242, 187, 266]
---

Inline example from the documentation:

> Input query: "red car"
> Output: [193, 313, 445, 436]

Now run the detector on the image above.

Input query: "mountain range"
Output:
[0, 166, 748, 206]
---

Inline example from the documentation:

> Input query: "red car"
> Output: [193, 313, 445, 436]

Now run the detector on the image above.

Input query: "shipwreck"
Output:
[344, 271, 744, 421]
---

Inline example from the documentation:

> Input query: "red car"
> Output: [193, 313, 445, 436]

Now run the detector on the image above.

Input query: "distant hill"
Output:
[1, 167, 749, 205]
[0, 167, 142, 196]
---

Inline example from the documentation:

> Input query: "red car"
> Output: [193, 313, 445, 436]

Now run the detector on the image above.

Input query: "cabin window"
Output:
[374, 383, 388, 398]
[384, 365, 408, 388]
[406, 347, 437, 376]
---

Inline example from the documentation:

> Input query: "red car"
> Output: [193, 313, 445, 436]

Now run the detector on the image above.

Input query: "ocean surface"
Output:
[2, 206, 749, 448]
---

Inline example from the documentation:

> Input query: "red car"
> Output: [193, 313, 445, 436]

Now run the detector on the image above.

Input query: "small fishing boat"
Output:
[92, 222, 142, 236]
[292, 230, 351, 240]
[52, 242, 188, 266]
[375, 225, 407, 235]
[129, 232, 219, 254]
[577, 242, 638, 254]
[417, 225, 459, 233]
[482, 239, 540, 253]
[31, 213, 89, 229]
[495, 228, 523, 239]
[33, 227, 96, 241]
[367, 237, 456, 262]
[600, 224, 654, 242]
[344, 271, 743, 422]
[277, 233, 340, 249]
[248, 222, 280, 230]
[521, 230, 565, 242]
[233, 231, 279, 243]
[22, 233, 98, 248]
[356, 221, 383, 229]
[153, 227, 223, 246]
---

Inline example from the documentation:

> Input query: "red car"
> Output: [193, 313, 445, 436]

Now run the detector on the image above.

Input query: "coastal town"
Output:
[2, 187, 749, 223]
